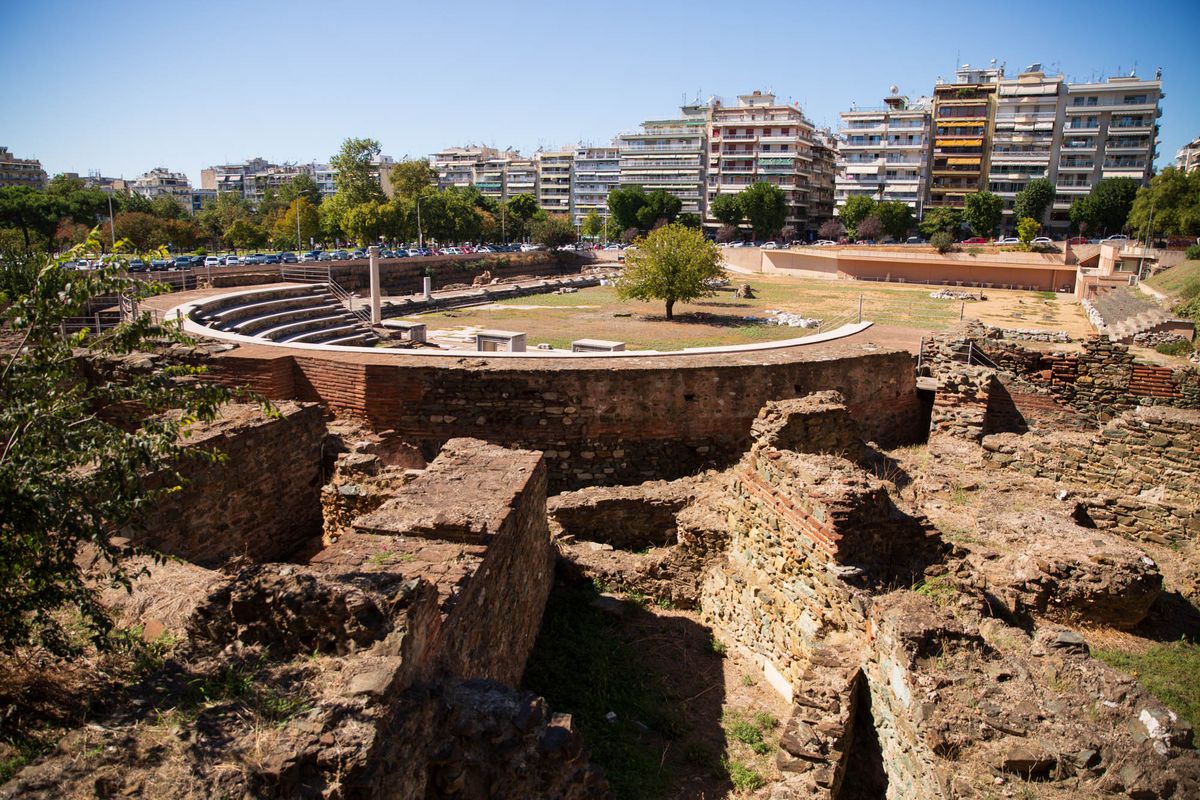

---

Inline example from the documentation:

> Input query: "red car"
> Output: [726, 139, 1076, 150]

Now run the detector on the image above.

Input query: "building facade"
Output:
[809, 129, 839, 234]
[617, 102, 711, 217]
[705, 91, 821, 237]
[571, 145, 620, 229]
[1177, 136, 1200, 173]
[0, 146, 48, 189]
[131, 167, 194, 202]
[835, 91, 931, 216]
[536, 149, 574, 217]
[503, 158, 537, 200]
[927, 64, 1003, 209]
[987, 67, 1066, 230]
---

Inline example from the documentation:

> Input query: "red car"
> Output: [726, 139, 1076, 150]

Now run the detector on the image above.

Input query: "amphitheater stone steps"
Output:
[191, 284, 378, 346]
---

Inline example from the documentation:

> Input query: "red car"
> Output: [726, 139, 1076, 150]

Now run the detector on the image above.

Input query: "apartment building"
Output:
[987, 67, 1066, 229]
[536, 150, 574, 217]
[1177, 136, 1200, 173]
[131, 167, 193, 202]
[617, 102, 711, 216]
[809, 130, 839, 232]
[472, 156, 511, 203]
[503, 158, 537, 200]
[927, 64, 1003, 209]
[430, 146, 500, 190]
[0, 146, 48, 189]
[201, 157, 275, 196]
[835, 90, 931, 215]
[1052, 73, 1162, 230]
[571, 145, 620, 229]
[704, 91, 822, 237]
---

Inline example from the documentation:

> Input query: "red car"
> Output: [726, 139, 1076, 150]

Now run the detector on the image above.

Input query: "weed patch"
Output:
[1095, 640, 1200, 727]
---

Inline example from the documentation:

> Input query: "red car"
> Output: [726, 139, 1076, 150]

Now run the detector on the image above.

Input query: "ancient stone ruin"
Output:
[5, 324, 1200, 799]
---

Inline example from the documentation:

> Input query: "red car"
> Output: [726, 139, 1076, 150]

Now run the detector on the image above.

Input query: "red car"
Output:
[963, 237, 987, 244]
[1067, 236, 1089, 245]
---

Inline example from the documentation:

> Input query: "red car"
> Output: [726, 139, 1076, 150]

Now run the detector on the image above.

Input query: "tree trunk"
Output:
[665, 298, 674, 320]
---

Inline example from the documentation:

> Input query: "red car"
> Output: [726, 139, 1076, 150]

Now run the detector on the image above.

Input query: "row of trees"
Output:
[708, 182, 789, 241]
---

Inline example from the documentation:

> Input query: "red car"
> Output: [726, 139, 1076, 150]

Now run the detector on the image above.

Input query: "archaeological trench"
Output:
[4, 322, 1200, 799]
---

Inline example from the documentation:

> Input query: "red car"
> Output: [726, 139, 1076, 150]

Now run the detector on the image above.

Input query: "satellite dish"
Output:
[889, 84, 899, 95]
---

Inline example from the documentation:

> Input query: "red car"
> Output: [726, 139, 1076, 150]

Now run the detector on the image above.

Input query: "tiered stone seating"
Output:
[1088, 288, 1173, 341]
[191, 284, 378, 347]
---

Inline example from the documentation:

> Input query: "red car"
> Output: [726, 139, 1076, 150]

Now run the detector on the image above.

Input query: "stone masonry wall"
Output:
[133, 402, 325, 566]
[210, 344, 923, 492]
[928, 366, 996, 442]
[983, 406, 1200, 543]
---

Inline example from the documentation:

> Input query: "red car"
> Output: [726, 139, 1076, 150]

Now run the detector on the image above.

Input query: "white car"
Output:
[762, 241, 779, 250]
[1102, 234, 1130, 241]
[224, 255, 240, 266]
[1031, 237, 1053, 244]
[813, 240, 837, 246]
[519, 243, 541, 252]
[204, 256, 221, 267]
[997, 237, 1020, 245]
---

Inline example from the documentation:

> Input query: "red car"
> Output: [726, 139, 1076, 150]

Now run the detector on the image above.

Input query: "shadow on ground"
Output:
[522, 575, 732, 799]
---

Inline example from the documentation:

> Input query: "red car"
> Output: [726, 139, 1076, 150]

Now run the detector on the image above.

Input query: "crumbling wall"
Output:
[928, 365, 996, 441]
[133, 402, 325, 565]
[983, 405, 1200, 543]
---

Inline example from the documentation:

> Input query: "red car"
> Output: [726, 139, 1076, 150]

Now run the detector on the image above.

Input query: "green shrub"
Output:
[1095, 640, 1200, 727]
[722, 759, 766, 792]
[1185, 244, 1200, 260]
[930, 231, 955, 254]
[1155, 339, 1194, 356]
[726, 720, 763, 745]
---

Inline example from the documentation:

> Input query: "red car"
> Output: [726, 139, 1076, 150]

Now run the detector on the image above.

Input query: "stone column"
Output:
[423, 276, 432, 301]
[368, 246, 381, 324]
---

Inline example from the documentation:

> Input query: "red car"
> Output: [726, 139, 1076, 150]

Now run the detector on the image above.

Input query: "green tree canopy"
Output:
[963, 191, 1004, 237]
[278, 174, 322, 207]
[607, 185, 648, 232]
[837, 195, 876, 237]
[1016, 216, 1040, 244]
[615, 223, 723, 320]
[275, 198, 321, 250]
[1069, 178, 1138, 236]
[581, 210, 604, 239]
[635, 190, 682, 230]
[875, 201, 915, 241]
[330, 137, 385, 208]
[0, 237, 240, 653]
[389, 159, 438, 200]
[709, 193, 743, 226]
[1128, 167, 1200, 237]
[677, 212, 702, 230]
[225, 218, 268, 251]
[918, 207, 963, 239]
[530, 213, 577, 248]
[738, 182, 787, 239]
[1012, 179, 1054, 225]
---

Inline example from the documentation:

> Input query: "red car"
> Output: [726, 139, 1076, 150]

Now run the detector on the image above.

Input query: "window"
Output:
[1123, 94, 1148, 105]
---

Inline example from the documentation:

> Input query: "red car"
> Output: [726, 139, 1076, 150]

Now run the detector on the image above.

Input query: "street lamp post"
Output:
[417, 194, 424, 250]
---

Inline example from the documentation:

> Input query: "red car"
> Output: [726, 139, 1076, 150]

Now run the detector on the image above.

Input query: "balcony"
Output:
[721, 134, 758, 141]
[1058, 161, 1095, 170]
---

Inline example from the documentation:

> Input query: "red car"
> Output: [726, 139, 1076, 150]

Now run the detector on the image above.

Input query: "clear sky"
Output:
[2, 0, 1198, 185]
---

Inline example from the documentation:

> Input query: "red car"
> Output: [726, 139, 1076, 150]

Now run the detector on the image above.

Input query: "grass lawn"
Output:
[1094, 640, 1200, 728]
[400, 275, 1083, 351]
[1147, 259, 1200, 323]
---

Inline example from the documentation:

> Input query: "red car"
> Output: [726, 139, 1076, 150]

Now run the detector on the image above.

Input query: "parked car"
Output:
[224, 255, 240, 266]
[149, 259, 170, 271]
[261, 254, 281, 265]
[203, 256, 221, 267]
[350, 249, 367, 259]
[1031, 236, 1053, 244]
[300, 251, 320, 262]
[316, 251, 332, 262]
[332, 250, 351, 261]
[126, 258, 147, 272]
[279, 252, 298, 264]
[762, 241, 779, 250]
[905, 236, 926, 244]
[963, 237, 987, 244]
[813, 240, 837, 246]
[1102, 234, 1130, 241]
[1066, 236, 1090, 245]
[172, 256, 192, 269]
[997, 237, 1020, 245]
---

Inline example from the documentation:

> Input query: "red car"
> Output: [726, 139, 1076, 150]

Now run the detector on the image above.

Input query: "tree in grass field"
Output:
[616, 223, 723, 320]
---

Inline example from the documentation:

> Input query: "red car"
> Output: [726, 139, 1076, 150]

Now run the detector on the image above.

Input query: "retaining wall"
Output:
[207, 343, 924, 491]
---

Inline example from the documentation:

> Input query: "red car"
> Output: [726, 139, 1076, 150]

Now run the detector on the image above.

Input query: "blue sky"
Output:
[2, 0, 1198, 184]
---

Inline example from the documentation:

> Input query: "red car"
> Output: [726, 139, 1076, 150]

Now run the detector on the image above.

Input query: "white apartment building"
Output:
[473, 156, 511, 203]
[705, 91, 822, 237]
[503, 158, 537, 200]
[0, 146, 47, 189]
[1051, 71, 1162, 231]
[617, 102, 711, 216]
[536, 149, 574, 217]
[131, 167, 193, 203]
[430, 146, 500, 190]
[1177, 136, 1200, 173]
[988, 67, 1066, 229]
[835, 90, 931, 216]
[571, 145, 620, 229]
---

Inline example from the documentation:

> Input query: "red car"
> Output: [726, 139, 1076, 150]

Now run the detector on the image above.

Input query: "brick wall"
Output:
[209, 346, 923, 492]
[134, 403, 325, 566]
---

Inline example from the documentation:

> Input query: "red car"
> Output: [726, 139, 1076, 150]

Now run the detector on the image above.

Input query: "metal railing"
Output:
[280, 265, 371, 325]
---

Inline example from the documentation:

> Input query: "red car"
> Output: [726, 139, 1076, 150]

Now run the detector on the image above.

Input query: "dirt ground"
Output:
[402, 275, 1088, 352]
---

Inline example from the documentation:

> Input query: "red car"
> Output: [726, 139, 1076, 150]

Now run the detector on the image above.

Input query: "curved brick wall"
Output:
[208, 341, 924, 491]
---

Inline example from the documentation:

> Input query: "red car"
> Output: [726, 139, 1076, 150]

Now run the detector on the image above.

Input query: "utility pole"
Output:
[106, 189, 116, 251]
[417, 194, 424, 249]
[295, 201, 302, 253]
